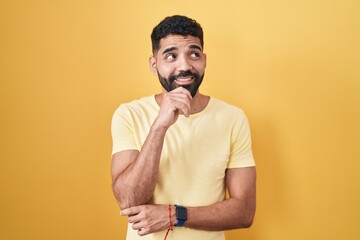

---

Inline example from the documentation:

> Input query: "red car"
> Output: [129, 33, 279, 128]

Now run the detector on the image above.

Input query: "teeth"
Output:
[176, 77, 193, 81]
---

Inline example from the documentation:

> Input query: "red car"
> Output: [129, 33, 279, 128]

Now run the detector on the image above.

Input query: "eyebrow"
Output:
[162, 47, 177, 55]
[189, 44, 202, 51]
[162, 44, 203, 55]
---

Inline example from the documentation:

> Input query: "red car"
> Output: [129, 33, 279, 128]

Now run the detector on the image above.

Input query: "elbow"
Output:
[118, 199, 131, 210]
[112, 184, 132, 210]
[119, 202, 134, 211]
[241, 217, 254, 228]
[114, 192, 139, 210]
[118, 198, 152, 210]
[116, 196, 137, 210]
[234, 216, 254, 229]
[234, 209, 255, 229]
[112, 179, 134, 209]
[234, 198, 256, 229]
[112, 178, 153, 209]
[114, 191, 152, 210]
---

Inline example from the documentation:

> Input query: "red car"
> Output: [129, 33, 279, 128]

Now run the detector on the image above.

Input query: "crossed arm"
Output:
[116, 166, 256, 236]
[111, 88, 256, 236]
[111, 136, 256, 236]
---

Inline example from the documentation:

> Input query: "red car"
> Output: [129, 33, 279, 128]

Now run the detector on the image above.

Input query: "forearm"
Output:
[112, 89, 192, 209]
[121, 198, 255, 236]
[113, 123, 167, 209]
[120, 166, 256, 235]
[184, 197, 255, 231]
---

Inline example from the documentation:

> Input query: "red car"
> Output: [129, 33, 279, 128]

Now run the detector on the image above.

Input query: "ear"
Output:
[149, 55, 158, 76]
[203, 52, 207, 68]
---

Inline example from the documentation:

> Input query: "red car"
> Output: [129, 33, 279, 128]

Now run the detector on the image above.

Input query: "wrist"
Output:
[174, 205, 188, 227]
[151, 119, 169, 133]
[171, 205, 177, 226]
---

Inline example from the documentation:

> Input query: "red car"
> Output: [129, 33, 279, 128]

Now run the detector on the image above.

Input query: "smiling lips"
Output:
[174, 76, 194, 85]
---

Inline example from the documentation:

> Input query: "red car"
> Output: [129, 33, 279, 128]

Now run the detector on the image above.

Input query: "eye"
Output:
[191, 52, 200, 58]
[165, 54, 176, 60]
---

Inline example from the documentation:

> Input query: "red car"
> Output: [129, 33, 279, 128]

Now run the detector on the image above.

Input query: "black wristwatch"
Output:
[175, 205, 187, 227]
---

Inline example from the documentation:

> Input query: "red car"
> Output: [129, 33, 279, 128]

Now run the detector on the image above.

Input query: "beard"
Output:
[157, 70, 204, 97]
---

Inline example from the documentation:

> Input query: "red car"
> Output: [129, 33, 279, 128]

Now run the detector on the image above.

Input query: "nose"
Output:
[177, 55, 193, 72]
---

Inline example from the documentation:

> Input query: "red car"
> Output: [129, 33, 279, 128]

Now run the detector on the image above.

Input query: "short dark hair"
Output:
[151, 15, 204, 54]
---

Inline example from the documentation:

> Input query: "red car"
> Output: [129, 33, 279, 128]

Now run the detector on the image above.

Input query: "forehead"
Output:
[158, 35, 202, 52]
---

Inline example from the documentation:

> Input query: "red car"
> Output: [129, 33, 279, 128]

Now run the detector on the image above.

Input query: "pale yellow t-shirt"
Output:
[111, 95, 255, 240]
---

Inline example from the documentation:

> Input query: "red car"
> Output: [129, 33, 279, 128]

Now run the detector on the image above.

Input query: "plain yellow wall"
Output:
[1, 0, 359, 239]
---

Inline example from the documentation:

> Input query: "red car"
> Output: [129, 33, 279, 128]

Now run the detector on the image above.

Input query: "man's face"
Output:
[150, 35, 206, 97]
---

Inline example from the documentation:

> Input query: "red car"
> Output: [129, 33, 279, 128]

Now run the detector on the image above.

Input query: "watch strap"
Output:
[175, 219, 185, 227]
[175, 205, 187, 227]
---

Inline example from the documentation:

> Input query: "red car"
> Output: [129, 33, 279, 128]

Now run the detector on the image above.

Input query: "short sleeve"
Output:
[111, 104, 139, 155]
[227, 111, 255, 168]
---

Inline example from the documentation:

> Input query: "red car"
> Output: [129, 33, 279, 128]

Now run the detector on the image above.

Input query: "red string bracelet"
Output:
[164, 204, 173, 240]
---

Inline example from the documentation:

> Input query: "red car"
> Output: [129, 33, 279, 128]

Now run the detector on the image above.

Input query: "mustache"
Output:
[169, 71, 200, 84]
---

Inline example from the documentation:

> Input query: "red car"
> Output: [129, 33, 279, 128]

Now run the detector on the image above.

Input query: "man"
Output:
[111, 15, 256, 240]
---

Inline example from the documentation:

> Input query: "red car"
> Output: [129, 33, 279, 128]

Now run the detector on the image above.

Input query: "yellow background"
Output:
[1, 0, 359, 239]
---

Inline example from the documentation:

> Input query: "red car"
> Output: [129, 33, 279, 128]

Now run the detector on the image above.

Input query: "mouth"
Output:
[174, 76, 194, 85]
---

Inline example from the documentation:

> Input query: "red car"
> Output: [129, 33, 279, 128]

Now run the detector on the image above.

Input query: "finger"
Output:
[165, 96, 191, 116]
[132, 220, 147, 231]
[138, 227, 150, 236]
[166, 95, 191, 107]
[164, 99, 190, 117]
[165, 91, 192, 103]
[172, 101, 191, 117]
[128, 214, 142, 224]
[170, 87, 192, 100]
[120, 206, 140, 216]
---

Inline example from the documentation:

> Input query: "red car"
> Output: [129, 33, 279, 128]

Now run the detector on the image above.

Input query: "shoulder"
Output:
[113, 95, 157, 115]
[210, 97, 246, 118]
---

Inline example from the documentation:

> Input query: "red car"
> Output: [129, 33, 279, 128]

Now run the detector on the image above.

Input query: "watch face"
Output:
[176, 206, 187, 220]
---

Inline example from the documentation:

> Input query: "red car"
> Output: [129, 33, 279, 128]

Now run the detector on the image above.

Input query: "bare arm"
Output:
[111, 87, 192, 209]
[111, 126, 166, 209]
[121, 166, 256, 235]
[185, 167, 256, 230]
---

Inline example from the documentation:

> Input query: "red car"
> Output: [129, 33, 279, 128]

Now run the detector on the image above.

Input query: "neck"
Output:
[189, 93, 209, 114]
